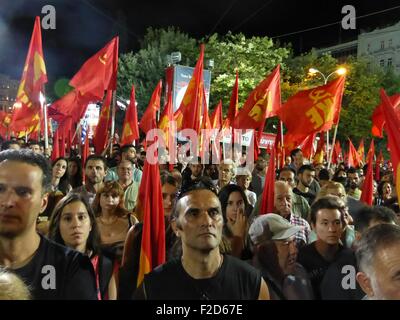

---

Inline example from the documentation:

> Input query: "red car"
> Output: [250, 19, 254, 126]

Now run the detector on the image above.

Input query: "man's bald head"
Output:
[274, 181, 293, 217]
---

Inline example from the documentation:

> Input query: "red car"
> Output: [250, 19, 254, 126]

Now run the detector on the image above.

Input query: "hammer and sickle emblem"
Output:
[248, 92, 268, 122]
[99, 53, 108, 65]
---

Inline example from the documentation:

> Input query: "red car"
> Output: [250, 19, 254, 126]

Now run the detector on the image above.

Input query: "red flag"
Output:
[51, 89, 96, 124]
[233, 65, 281, 131]
[136, 159, 165, 286]
[93, 90, 112, 154]
[209, 100, 223, 129]
[380, 89, 400, 201]
[371, 94, 400, 138]
[158, 88, 174, 151]
[332, 140, 343, 164]
[348, 138, 361, 168]
[177, 44, 205, 134]
[121, 85, 140, 145]
[11, 16, 47, 132]
[283, 132, 316, 159]
[51, 129, 60, 161]
[70, 37, 119, 99]
[223, 71, 239, 128]
[278, 76, 345, 135]
[139, 80, 162, 134]
[357, 139, 365, 163]
[260, 144, 276, 214]
[360, 140, 375, 205]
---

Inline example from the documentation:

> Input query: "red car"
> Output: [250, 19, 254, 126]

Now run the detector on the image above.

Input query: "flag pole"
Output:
[41, 91, 49, 151]
[110, 90, 116, 157]
[327, 124, 338, 169]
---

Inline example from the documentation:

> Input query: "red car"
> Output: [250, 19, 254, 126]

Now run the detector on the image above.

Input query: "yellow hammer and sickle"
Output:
[248, 93, 268, 122]
[99, 53, 108, 65]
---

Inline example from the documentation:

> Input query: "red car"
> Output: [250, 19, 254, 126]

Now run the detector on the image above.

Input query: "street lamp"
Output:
[308, 67, 347, 84]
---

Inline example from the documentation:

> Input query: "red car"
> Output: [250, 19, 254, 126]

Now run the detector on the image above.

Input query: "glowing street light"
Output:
[308, 67, 347, 84]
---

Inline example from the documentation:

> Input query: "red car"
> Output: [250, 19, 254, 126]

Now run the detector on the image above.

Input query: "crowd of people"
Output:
[0, 137, 399, 300]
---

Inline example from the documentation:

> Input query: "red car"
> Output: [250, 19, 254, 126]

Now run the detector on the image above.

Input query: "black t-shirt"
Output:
[320, 249, 364, 300]
[293, 188, 315, 206]
[133, 254, 261, 300]
[13, 235, 98, 300]
[297, 242, 348, 300]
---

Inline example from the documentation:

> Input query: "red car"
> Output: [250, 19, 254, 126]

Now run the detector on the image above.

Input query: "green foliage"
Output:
[116, 27, 400, 147]
[202, 32, 290, 114]
[117, 27, 197, 117]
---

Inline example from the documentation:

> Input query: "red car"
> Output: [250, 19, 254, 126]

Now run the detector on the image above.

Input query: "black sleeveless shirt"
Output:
[134, 254, 261, 300]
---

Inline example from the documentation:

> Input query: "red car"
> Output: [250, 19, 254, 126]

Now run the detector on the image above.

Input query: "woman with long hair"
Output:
[48, 193, 117, 300]
[37, 157, 71, 235]
[218, 184, 253, 260]
[92, 181, 138, 266]
[68, 157, 83, 189]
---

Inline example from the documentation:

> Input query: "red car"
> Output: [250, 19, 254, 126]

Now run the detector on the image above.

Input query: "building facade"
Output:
[0, 74, 19, 112]
[316, 21, 400, 74]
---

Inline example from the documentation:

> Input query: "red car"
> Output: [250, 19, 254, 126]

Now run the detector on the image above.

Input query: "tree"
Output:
[117, 27, 197, 116]
[202, 32, 290, 113]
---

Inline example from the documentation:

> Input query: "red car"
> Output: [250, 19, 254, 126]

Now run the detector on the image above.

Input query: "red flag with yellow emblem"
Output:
[139, 80, 162, 134]
[233, 65, 281, 131]
[278, 76, 345, 135]
[121, 85, 140, 145]
[357, 139, 365, 163]
[380, 89, 400, 201]
[175, 44, 205, 134]
[136, 158, 165, 287]
[70, 37, 119, 99]
[11, 16, 47, 132]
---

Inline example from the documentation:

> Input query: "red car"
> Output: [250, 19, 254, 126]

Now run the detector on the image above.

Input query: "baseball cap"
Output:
[249, 213, 304, 244]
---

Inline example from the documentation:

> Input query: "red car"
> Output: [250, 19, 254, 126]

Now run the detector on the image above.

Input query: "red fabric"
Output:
[371, 94, 400, 138]
[93, 90, 112, 154]
[357, 139, 365, 163]
[380, 89, 400, 201]
[70, 37, 119, 99]
[177, 44, 205, 135]
[209, 100, 223, 130]
[360, 140, 375, 205]
[11, 17, 47, 132]
[348, 138, 361, 168]
[139, 80, 162, 134]
[331, 140, 343, 164]
[121, 85, 140, 145]
[158, 88, 174, 151]
[223, 71, 239, 128]
[233, 65, 281, 130]
[136, 158, 166, 286]
[260, 144, 276, 214]
[278, 76, 345, 135]
[313, 132, 326, 164]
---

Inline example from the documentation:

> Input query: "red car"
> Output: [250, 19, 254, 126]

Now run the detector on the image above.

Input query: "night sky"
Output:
[1, 0, 400, 87]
